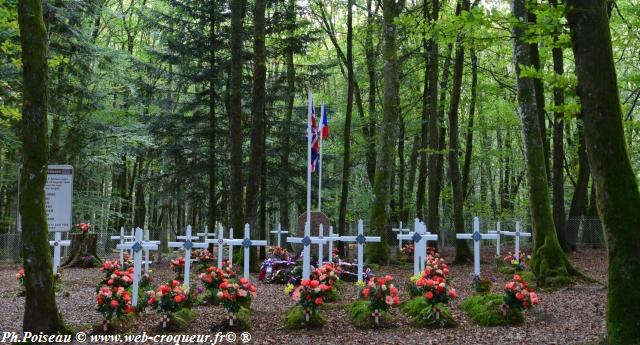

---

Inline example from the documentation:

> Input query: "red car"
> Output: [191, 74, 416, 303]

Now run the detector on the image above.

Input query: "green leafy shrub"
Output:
[282, 305, 325, 329]
[459, 294, 524, 326]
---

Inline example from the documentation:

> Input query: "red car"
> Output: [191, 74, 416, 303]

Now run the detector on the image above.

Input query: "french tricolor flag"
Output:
[319, 104, 329, 139]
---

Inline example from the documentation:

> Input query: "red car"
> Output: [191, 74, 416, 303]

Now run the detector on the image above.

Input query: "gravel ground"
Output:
[0, 247, 607, 344]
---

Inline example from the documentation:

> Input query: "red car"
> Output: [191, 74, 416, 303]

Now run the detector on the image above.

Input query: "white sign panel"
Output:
[45, 165, 74, 232]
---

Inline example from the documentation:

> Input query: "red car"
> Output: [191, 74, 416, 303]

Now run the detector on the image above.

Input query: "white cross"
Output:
[197, 225, 217, 242]
[143, 229, 160, 272]
[456, 217, 499, 276]
[326, 226, 341, 263]
[117, 227, 158, 307]
[225, 223, 267, 279]
[110, 227, 134, 263]
[501, 221, 531, 260]
[49, 231, 71, 275]
[339, 220, 381, 283]
[228, 227, 235, 263]
[269, 223, 289, 247]
[169, 225, 209, 288]
[487, 221, 502, 256]
[287, 222, 328, 279]
[206, 226, 233, 268]
[392, 221, 411, 250]
[397, 219, 438, 276]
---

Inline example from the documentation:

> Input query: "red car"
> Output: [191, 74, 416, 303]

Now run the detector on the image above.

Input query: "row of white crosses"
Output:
[169, 225, 209, 288]
[269, 223, 289, 247]
[397, 219, 438, 276]
[392, 222, 410, 250]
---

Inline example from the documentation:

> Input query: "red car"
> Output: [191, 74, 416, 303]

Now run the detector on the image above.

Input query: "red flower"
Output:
[515, 292, 525, 301]
[301, 279, 310, 287]
[425, 291, 434, 300]
[514, 274, 521, 282]
[309, 280, 320, 289]
[174, 294, 184, 303]
[110, 300, 119, 309]
[159, 285, 170, 294]
[314, 297, 323, 306]
[171, 280, 180, 287]
[362, 288, 370, 298]
[449, 289, 458, 299]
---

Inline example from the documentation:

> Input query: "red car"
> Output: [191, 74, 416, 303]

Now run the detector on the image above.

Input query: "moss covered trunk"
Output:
[339, 0, 354, 251]
[368, 0, 405, 264]
[17, 0, 66, 333]
[565, 0, 640, 342]
[511, 0, 577, 284]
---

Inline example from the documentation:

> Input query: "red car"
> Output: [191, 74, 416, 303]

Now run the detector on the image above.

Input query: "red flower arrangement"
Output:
[97, 286, 134, 320]
[401, 243, 414, 257]
[415, 275, 457, 305]
[199, 266, 231, 291]
[362, 275, 400, 312]
[100, 260, 121, 278]
[217, 277, 257, 314]
[16, 266, 25, 286]
[146, 280, 190, 313]
[311, 263, 341, 287]
[291, 279, 332, 314]
[170, 257, 185, 278]
[74, 222, 91, 233]
[503, 274, 539, 311]
[423, 254, 449, 280]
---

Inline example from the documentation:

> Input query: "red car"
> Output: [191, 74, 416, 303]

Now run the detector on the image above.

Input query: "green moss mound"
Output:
[324, 287, 341, 303]
[347, 301, 392, 328]
[459, 294, 523, 326]
[402, 296, 429, 317]
[282, 306, 325, 329]
[171, 308, 196, 330]
[412, 303, 456, 328]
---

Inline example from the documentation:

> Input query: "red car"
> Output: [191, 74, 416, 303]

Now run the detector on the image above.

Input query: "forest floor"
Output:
[0, 247, 607, 345]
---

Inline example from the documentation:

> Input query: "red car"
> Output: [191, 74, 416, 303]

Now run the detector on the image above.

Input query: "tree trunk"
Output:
[369, 0, 405, 264]
[17, 0, 67, 332]
[364, 0, 378, 187]
[566, 120, 589, 250]
[416, 2, 430, 220]
[528, 10, 550, 179]
[339, 0, 355, 250]
[462, 47, 478, 199]
[426, 0, 441, 236]
[246, 0, 266, 265]
[511, 0, 579, 284]
[550, 0, 568, 251]
[448, 0, 472, 263]
[62, 233, 101, 268]
[279, 0, 296, 236]
[566, 1, 640, 341]
[208, 4, 218, 232]
[398, 117, 406, 222]
[229, 0, 246, 236]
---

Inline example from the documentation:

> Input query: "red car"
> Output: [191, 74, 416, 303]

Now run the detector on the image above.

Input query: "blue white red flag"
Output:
[319, 104, 329, 139]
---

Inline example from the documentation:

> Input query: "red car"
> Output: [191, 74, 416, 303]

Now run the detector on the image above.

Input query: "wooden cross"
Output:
[487, 221, 502, 256]
[225, 223, 267, 278]
[325, 226, 341, 263]
[287, 221, 328, 279]
[169, 225, 209, 288]
[117, 227, 158, 307]
[392, 221, 411, 250]
[397, 219, 438, 276]
[269, 223, 289, 247]
[456, 217, 499, 276]
[339, 220, 381, 283]
[110, 227, 134, 263]
[49, 231, 71, 275]
[501, 221, 531, 260]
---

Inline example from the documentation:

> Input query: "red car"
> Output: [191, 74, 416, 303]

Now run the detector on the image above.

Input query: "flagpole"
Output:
[318, 103, 324, 212]
[306, 89, 313, 228]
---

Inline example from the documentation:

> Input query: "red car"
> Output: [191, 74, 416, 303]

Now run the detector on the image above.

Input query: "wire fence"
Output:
[0, 217, 605, 263]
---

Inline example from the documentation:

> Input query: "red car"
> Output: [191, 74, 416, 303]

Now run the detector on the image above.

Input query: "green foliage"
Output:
[411, 303, 456, 328]
[170, 308, 196, 330]
[347, 301, 392, 328]
[282, 305, 325, 330]
[459, 294, 524, 326]
[402, 296, 429, 317]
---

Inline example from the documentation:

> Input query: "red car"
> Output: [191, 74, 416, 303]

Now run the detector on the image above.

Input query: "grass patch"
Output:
[347, 301, 392, 328]
[459, 294, 523, 326]
[411, 303, 456, 328]
[282, 306, 325, 330]
[171, 308, 197, 330]
[402, 297, 428, 317]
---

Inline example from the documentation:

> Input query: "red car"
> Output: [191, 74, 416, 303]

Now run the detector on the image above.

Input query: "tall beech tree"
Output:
[448, 0, 473, 263]
[229, 0, 246, 235]
[246, 0, 267, 262]
[17, 0, 67, 333]
[511, 0, 579, 283]
[369, 0, 405, 264]
[566, 0, 640, 342]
